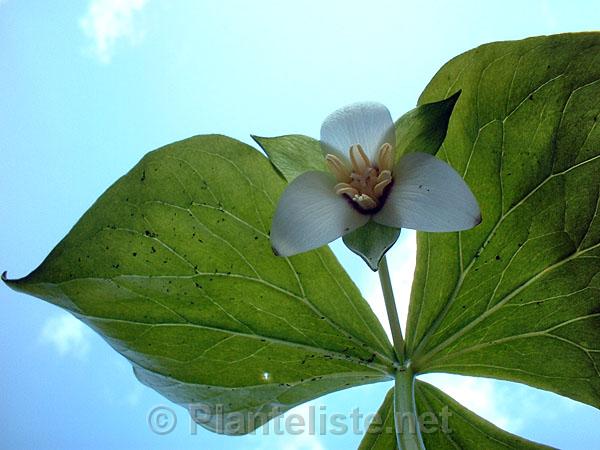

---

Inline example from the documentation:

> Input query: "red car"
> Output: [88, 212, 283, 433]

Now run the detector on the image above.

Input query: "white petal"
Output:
[271, 171, 369, 256]
[320, 102, 396, 162]
[374, 152, 481, 231]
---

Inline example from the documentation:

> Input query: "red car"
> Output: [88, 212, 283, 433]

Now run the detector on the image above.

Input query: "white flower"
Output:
[270, 102, 481, 257]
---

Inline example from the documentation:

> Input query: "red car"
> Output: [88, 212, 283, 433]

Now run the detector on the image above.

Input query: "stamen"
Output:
[353, 193, 377, 209]
[325, 154, 351, 182]
[377, 170, 392, 183]
[327, 141, 395, 212]
[374, 178, 392, 196]
[377, 143, 394, 171]
[349, 144, 370, 173]
[335, 182, 359, 197]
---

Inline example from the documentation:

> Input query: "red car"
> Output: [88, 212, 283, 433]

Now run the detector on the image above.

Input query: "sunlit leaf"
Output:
[358, 383, 553, 449]
[3, 135, 395, 435]
[406, 33, 600, 409]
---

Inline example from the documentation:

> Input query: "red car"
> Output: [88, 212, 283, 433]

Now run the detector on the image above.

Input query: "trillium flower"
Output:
[270, 102, 482, 257]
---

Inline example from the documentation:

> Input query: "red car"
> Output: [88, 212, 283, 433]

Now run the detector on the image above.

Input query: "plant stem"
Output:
[378, 255, 405, 363]
[394, 368, 426, 450]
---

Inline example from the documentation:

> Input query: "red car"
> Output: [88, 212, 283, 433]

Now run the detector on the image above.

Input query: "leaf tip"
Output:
[250, 134, 265, 146]
[1, 270, 18, 288]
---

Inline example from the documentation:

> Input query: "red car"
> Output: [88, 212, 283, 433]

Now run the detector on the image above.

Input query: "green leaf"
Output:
[358, 383, 553, 449]
[415, 381, 554, 449]
[252, 134, 326, 182]
[3, 135, 395, 435]
[357, 388, 397, 450]
[394, 91, 461, 161]
[405, 33, 600, 409]
[343, 222, 401, 271]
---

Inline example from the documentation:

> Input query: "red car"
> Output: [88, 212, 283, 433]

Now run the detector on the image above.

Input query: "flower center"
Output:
[325, 142, 394, 212]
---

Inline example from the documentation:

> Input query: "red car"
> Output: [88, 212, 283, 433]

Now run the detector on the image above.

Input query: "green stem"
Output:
[378, 255, 405, 363]
[394, 368, 426, 450]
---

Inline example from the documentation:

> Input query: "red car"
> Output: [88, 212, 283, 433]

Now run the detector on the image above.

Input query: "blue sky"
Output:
[1, 1, 599, 449]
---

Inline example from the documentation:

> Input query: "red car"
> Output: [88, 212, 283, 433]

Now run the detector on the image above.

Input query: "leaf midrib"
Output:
[70, 308, 394, 375]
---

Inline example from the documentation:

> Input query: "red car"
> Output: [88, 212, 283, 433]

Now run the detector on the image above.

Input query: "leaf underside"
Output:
[406, 33, 600, 409]
[4, 135, 394, 435]
[358, 382, 553, 449]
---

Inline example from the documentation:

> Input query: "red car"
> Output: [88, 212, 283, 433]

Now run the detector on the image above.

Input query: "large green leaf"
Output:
[357, 388, 397, 450]
[415, 382, 553, 449]
[406, 33, 600, 408]
[358, 383, 552, 449]
[3, 135, 395, 434]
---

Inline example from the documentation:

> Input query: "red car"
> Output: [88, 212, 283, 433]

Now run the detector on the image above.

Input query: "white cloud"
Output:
[101, 358, 147, 407]
[80, 0, 148, 63]
[40, 313, 91, 359]
[420, 373, 519, 432]
[249, 402, 326, 450]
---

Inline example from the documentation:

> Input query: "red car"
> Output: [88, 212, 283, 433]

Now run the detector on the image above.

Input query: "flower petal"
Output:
[373, 152, 481, 231]
[271, 171, 369, 256]
[320, 102, 396, 162]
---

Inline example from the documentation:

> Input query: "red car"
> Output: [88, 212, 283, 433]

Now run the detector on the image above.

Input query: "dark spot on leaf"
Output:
[495, 255, 501, 261]
[140, 170, 146, 182]
[150, 246, 156, 253]
[529, 94, 534, 101]
[132, 252, 137, 257]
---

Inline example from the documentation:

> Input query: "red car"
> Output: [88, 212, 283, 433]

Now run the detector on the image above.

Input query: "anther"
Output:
[377, 143, 394, 171]
[349, 144, 371, 173]
[374, 178, 392, 196]
[326, 154, 351, 182]
[377, 170, 392, 183]
[335, 182, 359, 197]
[353, 193, 378, 210]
